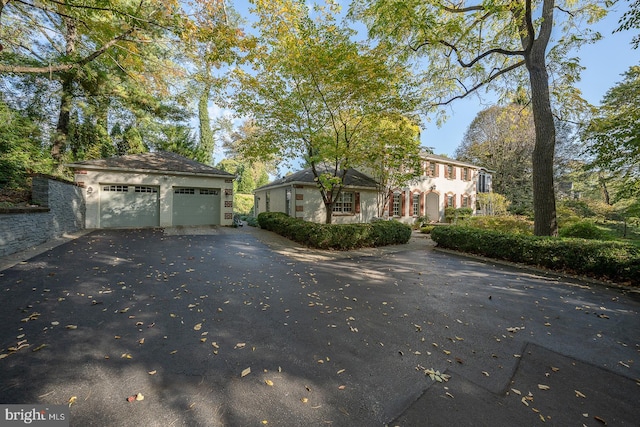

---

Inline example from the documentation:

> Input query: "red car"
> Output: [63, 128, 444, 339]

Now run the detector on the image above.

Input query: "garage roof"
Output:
[67, 151, 234, 177]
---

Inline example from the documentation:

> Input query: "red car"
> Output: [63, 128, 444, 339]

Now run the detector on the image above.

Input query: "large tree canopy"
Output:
[583, 65, 640, 203]
[350, 0, 607, 235]
[455, 104, 536, 215]
[235, 0, 420, 223]
[0, 0, 247, 167]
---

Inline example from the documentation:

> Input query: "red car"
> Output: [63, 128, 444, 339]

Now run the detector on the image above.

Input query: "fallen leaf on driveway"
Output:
[241, 367, 251, 377]
[538, 384, 550, 390]
[575, 390, 586, 398]
[65, 325, 77, 330]
[148, 370, 157, 375]
[193, 323, 202, 331]
[68, 396, 77, 407]
[424, 368, 450, 382]
[265, 379, 274, 386]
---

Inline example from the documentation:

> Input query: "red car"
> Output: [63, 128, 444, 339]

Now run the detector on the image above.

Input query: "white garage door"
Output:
[100, 185, 160, 228]
[172, 188, 221, 226]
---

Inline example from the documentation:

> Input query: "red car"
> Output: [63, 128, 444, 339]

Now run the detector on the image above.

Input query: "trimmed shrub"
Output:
[445, 207, 475, 224]
[430, 226, 640, 284]
[559, 220, 609, 240]
[462, 215, 533, 235]
[257, 212, 411, 250]
[414, 215, 429, 229]
[245, 216, 259, 227]
[420, 225, 436, 234]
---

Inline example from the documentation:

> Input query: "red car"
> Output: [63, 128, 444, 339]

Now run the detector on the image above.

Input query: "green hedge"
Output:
[257, 212, 412, 250]
[430, 226, 640, 285]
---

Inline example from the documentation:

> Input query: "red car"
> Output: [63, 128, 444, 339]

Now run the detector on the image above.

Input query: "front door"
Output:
[426, 192, 440, 223]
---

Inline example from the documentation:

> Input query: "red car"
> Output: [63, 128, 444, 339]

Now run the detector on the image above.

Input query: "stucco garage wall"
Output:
[77, 170, 233, 228]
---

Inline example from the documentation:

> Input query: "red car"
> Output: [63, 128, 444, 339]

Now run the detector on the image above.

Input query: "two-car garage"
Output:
[68, 152, 235, 229]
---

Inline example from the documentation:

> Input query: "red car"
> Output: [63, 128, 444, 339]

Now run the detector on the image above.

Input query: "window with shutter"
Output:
[393, 192, 401, 217]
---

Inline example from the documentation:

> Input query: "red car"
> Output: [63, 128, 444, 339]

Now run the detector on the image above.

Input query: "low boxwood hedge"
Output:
[257, 212, 412, 250]
[430, 226, 640, 285]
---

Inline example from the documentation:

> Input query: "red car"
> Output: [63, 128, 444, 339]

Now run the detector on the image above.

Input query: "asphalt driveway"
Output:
[0, 227, 638, 426]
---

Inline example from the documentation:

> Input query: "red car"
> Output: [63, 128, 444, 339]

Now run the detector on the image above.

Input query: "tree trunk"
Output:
[598, 172, 611, 205]
[52, 74, 74, 162]
[51, 13, 78, 162]
[526, 49, 558, 236]
[324, 202, 333, 224]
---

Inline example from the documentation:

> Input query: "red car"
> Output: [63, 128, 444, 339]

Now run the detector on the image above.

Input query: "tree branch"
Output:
[537, 0, 555, 47]
[12, 0, 172, 31]
[432, 59, 526, 107]
[440, 3, 484, 13]
[0, 27, 136, 74]
[438, 39, 525, 67]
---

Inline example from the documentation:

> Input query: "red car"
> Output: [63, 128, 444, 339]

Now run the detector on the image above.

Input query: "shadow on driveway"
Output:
[0, 228, 638, 426]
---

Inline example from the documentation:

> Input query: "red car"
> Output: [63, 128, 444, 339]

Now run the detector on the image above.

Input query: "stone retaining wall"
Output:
[0, 175, 85, 257]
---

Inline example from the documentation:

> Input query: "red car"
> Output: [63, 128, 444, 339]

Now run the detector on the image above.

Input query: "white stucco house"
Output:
[253, 168, 380, 224]
[67, 151, 235, 228]
[254, 154, 492, 224]
[389, 153, 493, 224]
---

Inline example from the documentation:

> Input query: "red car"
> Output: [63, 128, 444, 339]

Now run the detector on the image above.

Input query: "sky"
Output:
[216, 1, 639, 163]
[423, 6, 639, 157]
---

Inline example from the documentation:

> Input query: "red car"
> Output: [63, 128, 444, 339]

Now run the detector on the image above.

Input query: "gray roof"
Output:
[257, 167, 378, 191]
[67, 151, 234, 177]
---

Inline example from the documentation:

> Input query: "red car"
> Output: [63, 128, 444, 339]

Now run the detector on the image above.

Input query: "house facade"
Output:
[388, 153, 492, 224]
[67, 151, 235, 228]
[254, 155, 491, 224]
[253, 168, 379, 224]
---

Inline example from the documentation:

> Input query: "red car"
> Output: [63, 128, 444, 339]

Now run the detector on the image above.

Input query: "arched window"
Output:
[446, 193, 455, 208]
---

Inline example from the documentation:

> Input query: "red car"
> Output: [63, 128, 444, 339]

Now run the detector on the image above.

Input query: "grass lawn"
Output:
[596, 220, 640, 247]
